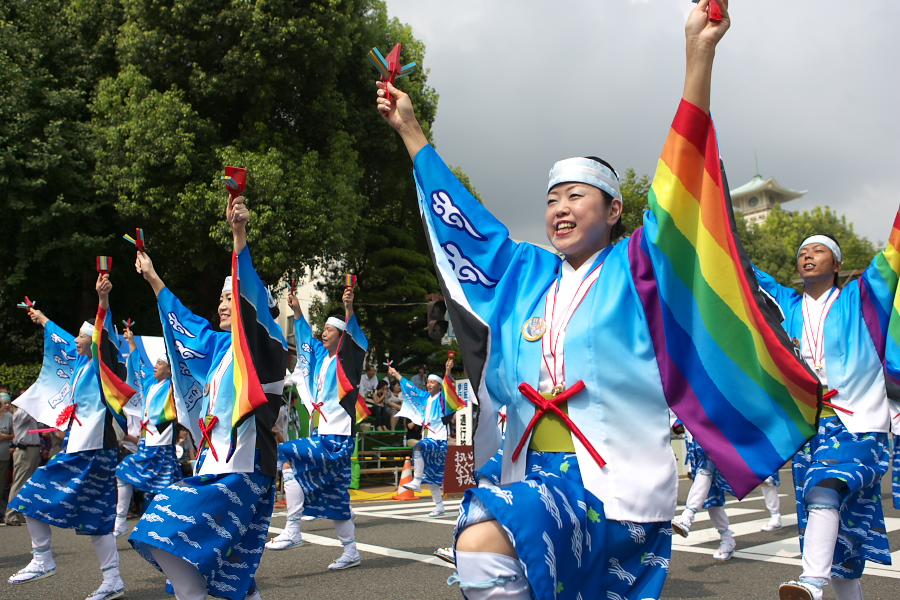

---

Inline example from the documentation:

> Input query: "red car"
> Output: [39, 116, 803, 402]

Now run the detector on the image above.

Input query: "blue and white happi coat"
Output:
[117, 352, 182, 492]
[456, 451, 671, 600]
[130, 451, 275, 600]
[893, 435, 900, 510]
[130, 246, 286, 599]
[12, 439, 118, 536]
[684, 436, 735, 510]
[792, 417, 891, 578]
[278, 310, 367, 519]
[398, 375, 460, 486]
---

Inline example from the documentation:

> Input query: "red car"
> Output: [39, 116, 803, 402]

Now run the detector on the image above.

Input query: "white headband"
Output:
[325, 317, 346, 332]
[427, 374, 443, 383]
[155, 353, 170, 365]
[547, 157, 621, 200]
[798, 236, 842, 262]
[222, 276, 232, 296]
[79, 322, 94, 337]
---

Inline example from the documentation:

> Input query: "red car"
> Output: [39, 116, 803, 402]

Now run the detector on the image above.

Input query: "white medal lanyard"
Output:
[541, 262, 604, 391]
[207, 353, 232, 414]
[801, 287, 840, 372]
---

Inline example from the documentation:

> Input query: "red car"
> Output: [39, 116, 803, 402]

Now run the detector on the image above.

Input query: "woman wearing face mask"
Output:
[128, 193, 288, 600]
[8, 274, 131, 600]
[753, 233, 900, 600]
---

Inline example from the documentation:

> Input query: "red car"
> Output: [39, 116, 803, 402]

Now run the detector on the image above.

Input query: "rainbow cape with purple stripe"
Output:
[630, 100, 821, 496]
[413, 98, 821, 503]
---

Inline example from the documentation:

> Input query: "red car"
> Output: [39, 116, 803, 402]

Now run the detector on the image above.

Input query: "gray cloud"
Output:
[383, 0, 900, 246]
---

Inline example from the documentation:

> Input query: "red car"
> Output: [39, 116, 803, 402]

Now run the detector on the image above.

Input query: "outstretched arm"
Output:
[683, 0, 730, 113]
[228, 194, 249, 254]
[376, 81, 428, 161]
[136, 252, 166, 296]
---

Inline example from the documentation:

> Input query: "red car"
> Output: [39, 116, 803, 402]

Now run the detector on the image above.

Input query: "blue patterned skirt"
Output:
[892, 435, 899, 510]
[455, 450, 671, 600]
[685, 439, 736, 509]
[116, 439, 183, 493]
[278, 433, 354, 520]
[130, 450, 275, 600]
[11, 448, 118, 535]
[792, 416, 891, 579]
[415, 438, 448, 486]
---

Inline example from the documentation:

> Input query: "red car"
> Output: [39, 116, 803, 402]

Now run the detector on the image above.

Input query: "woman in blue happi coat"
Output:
[373, 4, 761, 599]
[265, 285, 368, 571]
[9, 275, 129, 600]
[129, 194, 288, 600]
[388, 358, 461, 517]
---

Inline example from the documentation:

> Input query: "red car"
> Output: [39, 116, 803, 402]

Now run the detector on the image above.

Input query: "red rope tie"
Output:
[140, 419, 155, 436]
[198, 416, 219, 461]
[821, 389, 854, 415]
[511, 381, 606, 468]
[311, 402, 328, 422]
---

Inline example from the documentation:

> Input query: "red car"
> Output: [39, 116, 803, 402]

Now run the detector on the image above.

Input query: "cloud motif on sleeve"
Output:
[56, 369, 70, 379]
[167, 312, 196, 338]
[54, 356, 68, 366]
[175, 340, 207, 360]
[430, 190, 486, 240]
[51, 333, 66, 345]
[442, 242, 498, 288]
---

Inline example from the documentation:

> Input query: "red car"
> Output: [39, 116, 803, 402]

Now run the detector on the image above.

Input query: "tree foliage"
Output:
[0, 0, 444, 365]
[736, 205, 879, 287]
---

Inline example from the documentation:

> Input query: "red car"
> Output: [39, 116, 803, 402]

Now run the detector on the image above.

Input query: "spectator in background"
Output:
[370, 380, 390, 431]
[174, 425, 196, 478]
[0, 397, 13, 521]
[5, 392, 40, 527]
[359, 364, 378, 401]
[410, 365, 428, 391]
[386, 380, 404, 431]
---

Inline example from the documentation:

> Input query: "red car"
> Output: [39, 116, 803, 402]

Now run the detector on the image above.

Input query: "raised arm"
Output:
[376, 81, 428, 162]
[228, 194, 249, 254]
[683, 0, 730, 113]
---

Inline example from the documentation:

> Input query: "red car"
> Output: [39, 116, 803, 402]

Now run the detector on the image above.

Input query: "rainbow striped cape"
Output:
[92, 306, 135, 430]
[865, 213, 900, 396]
[630, 99, 821, 497]
[228, 249, 288, 460]
[443, 375, 466, 411]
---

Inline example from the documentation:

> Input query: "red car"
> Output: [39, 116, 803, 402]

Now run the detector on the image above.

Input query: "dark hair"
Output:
[583, 156, 626, 242]
[328, 314, 345, 323]
[376, 380, 389, 391]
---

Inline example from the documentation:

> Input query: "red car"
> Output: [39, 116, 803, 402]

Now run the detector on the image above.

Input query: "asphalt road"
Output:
[0, 470, 897, 600]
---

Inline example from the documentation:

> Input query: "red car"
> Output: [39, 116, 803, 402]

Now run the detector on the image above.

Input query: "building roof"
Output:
[730, 174, 807, 200]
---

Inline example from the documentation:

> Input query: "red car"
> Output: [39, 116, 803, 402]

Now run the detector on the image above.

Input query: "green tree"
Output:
[618, 167, 652, 236]
[736, 206, 879, 287]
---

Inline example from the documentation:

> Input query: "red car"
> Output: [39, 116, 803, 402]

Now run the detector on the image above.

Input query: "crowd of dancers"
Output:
[5, 2, 900, 599]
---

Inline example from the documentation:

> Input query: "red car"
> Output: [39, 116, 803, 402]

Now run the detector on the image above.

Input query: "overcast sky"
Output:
[382, 0, 900, 247]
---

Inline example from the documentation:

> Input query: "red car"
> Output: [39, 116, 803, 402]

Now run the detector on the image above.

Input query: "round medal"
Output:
[522, 317, 547, 341]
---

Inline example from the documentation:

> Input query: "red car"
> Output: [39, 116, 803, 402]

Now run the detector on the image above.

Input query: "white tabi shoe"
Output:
[779, 581, 823, 600]
[761, 514, 783, 532]
[433, 547, 455, 564]
[711, 537, 736, 561]
[671, 512, 694, 538]
[402, 479, 422, 492]
[84, 581, 125, 600]
[8, 556, 57, 584]
[327, 550, 361, 570]
[428, 508, 446, 518]
[301, 515, 316, 521]
[265, 534, 307, 551]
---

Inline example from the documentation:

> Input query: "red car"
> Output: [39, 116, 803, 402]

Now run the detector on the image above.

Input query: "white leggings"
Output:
[151, 547, 208, 600]
[452, 551, 531, 600]
[26, 517, 118, 570]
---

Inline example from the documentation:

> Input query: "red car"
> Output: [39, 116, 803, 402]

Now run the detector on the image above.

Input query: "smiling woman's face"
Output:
[219, 291, 233, 331]
[546, 182, 621, 269]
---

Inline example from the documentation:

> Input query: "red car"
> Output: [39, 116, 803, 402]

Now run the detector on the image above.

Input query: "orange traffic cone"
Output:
[392, 458, 421, 501]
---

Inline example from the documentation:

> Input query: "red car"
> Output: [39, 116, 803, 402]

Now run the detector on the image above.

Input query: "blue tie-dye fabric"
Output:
[278, 432, 355, 520]
[455, 450, 671, 600]
[415, 438, 448, 486]
[792, 416, 891, 579]
[116, 438, 183, 493]
[12, 447, 118, 535]
[129, 450, 275, 600]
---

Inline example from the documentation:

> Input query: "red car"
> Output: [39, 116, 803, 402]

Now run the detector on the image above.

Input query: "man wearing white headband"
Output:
[113, 324, 180, 540]
[387, 357, 462, 517]
[130, 191, 288, 600]
[268, 282, 369, 572]
[755, 226, 899, 600]
[10, 274, 133, 600]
